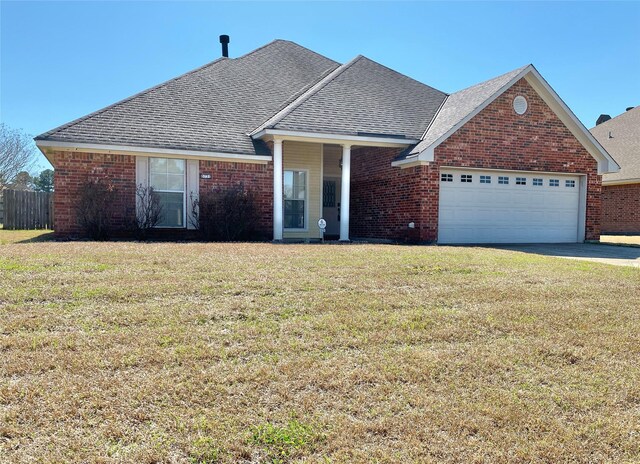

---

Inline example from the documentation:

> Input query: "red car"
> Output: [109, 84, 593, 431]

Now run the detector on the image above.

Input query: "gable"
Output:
[395, 66, 619, 175]
[435, 78, 598, 170]
[256, 56, 447, 140]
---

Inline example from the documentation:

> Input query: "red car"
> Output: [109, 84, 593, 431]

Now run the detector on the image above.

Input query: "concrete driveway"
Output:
[491, 243, 640, 267]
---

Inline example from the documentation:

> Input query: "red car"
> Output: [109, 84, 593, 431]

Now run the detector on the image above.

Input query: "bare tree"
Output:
[0, 124, 36, 190]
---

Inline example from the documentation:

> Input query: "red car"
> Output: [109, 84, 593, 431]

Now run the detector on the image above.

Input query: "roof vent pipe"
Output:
[219, 35, 230, 58]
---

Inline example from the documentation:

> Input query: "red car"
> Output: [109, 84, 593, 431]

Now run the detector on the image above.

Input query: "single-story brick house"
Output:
[35, 38, 619, 243]
[590, 106, 639, 234]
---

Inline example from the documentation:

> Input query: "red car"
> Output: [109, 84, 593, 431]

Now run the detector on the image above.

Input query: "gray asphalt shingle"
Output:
[591, 106, 640, 182]
[36, 40, 541, 164]
[268, 56, 447, 139]
[36, 40, 340, 156]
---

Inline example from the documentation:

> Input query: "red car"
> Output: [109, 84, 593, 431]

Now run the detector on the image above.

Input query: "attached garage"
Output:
[438, 168, 584, 244]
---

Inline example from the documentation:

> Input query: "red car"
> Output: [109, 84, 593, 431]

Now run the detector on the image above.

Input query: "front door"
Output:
[322, 177, 341, 236]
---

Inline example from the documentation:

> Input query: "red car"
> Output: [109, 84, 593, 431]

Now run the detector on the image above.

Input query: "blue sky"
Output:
[1, 1, 639, 170]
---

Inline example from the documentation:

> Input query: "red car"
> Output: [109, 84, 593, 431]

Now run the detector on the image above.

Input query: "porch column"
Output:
[340, 144, 351, 242]
[273, 139, 283, 241]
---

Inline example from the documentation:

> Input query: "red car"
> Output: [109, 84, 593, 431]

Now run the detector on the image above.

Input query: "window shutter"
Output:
[135, 156, 149, 219]
[186, 159, 199, 230]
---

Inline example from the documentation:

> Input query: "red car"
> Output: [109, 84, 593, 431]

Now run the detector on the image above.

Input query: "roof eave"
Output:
[602, 177, 640, 186]
[35, 140, 272, 164]
[252, 128, 419, 148]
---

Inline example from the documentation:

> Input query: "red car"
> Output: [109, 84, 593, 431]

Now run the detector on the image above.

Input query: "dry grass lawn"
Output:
[601, 235, 640, 246]
[1, 230, 639, 463]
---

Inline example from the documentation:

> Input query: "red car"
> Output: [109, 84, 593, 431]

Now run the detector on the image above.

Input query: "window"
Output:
[498, 176, 509, 185]
[461, 174, 473, 183]
[284, 170, 306, 229]
[533, 178, 543, 186]
[440, 173, 453, 182]
[480, 175, 492, 184]
[549, 179, 559, 187]
[565, 180, 576, 188]
[149, 157, 185, 227]
[516, 177, 527, 185]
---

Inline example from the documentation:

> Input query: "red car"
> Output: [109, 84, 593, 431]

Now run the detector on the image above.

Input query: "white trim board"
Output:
[438, 166, 590, 176]
[602, 178, 640, 186]
[252, 129, 418, 148]
[35, 140, 272, 165]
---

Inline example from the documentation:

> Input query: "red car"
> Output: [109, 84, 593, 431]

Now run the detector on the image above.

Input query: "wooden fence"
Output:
[2, 190, 54, 230]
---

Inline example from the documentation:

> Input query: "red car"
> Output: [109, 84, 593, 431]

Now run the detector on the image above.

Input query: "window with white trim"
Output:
[480, 175, 491, 184]
[549, 179, 560, 187]
[533, 178, 543, 186]
[516, 177, 527, 185]
[284, 170, 306, 229]
[441, 173, 453, 182]
[461, 174, 473, 183]
[498, 176, 509, 184]
[149, 157, 186, 228]
[565, 180, 576, 188]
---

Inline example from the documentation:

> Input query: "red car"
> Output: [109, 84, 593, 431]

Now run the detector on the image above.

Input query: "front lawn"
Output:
[1, 238, 639, 463]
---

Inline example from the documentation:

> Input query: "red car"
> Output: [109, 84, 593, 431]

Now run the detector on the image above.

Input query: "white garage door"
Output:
[438, 169, 581, 244]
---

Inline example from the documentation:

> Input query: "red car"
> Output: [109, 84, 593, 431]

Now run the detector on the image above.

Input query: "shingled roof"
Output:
[590, 106, 640, 183]
[254, 55, 447, 139]
[35, 40, 340, 156]
[37, 40, 614, 173]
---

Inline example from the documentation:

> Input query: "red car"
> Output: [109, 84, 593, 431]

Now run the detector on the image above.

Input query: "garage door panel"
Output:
[438, 169, 581, 244]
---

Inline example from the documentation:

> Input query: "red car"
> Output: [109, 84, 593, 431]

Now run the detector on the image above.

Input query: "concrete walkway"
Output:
[491, 243, 640, 268]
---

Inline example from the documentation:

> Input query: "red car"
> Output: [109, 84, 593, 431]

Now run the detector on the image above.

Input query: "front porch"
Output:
[272, 141, 350, 242]
[251, 129, 420, 242]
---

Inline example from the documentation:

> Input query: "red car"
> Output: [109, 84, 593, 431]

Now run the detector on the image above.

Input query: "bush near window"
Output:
[132, 184, 163, 240]
[76, 177, 118, 240]
[191, 182, 259, 241]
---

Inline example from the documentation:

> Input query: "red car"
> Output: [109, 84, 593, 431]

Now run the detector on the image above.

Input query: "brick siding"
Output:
[351, 78, 601, 242]
[602, 183, 640, 234]
[198, 160, 273, 239]
[52, 150, 272, 239]
[52, 151, 136, 238]
[351, 147, 429, 242]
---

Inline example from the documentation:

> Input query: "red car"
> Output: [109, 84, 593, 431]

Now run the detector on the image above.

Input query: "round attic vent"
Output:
[513, 95, 528, 115]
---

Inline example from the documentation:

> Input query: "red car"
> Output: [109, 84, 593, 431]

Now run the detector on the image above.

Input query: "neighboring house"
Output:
[590, 107, 640, 234]
[35, 38, 619, 243]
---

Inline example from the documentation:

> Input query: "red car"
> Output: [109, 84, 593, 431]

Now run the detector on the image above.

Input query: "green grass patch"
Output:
[251, 419, 321, 463]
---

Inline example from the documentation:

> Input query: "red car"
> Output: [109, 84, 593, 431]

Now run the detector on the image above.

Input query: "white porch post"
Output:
[273, 139, 283, 241]
[340, 144, 351, 242]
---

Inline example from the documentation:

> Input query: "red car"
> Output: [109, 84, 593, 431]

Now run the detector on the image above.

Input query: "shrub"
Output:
[191, 183, 258, 241]
[132, 184, 162, 240]
[76, 177, 118, 240]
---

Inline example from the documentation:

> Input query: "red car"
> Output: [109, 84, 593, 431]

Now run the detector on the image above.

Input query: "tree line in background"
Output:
[0, 123, 54, 192]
